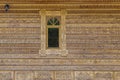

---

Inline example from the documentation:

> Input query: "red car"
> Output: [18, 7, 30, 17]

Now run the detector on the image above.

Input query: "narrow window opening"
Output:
[47, 17, 60, 48]
[48, 28, 59, 47]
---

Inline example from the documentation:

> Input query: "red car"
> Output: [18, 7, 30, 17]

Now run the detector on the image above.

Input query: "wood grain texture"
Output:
[0, 1, 119, 80]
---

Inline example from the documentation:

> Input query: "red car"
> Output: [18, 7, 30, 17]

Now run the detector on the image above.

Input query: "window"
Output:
[47, 17, 60, 48]
[48, 28, 59, 47]
[40, 10, 68, 56]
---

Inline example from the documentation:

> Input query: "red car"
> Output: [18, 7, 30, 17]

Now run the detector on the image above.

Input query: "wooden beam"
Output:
[0, 0, 119, 4]
[0, 4, 120, 10]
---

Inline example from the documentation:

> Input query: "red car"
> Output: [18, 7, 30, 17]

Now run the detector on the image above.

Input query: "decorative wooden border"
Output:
[39, 9, 68, 56]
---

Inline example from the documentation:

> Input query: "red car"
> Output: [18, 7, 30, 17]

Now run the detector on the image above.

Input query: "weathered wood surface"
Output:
[0, 0, 119, 80]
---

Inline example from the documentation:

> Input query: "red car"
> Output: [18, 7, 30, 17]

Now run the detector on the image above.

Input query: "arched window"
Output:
[47, 17, 60, 48]
[40, 10, 68, 56]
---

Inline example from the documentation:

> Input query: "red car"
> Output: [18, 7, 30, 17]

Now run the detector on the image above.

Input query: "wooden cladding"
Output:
[1, 4, 120, 10]
[0, 13, 41, 54]
[0, 0, 119, 4]
[0, 3, 120, 55]
[0, 4, 120, 12]
[0, 10, 39, 13]
[66, 12, 120, 54]
[67, 10, 120, 14]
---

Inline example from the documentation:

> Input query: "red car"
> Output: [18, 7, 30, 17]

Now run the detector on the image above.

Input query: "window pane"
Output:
[48, 28, 59, 47]
[47, 20, 52, 25]
[54, 18, 60, 25]
[47, 17, 60, 25]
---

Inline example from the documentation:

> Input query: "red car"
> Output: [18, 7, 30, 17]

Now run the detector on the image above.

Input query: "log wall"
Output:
[0, 13, 41, 54]
[66, 10, 120, 54]
[0, 1, 119, 80]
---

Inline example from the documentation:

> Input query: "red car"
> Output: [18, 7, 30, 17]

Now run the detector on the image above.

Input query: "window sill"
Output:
[39, 49, 68, 56]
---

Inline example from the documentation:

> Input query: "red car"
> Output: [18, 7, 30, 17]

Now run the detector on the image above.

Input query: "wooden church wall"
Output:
[66, 10, 120, 54]
[0, 13, 41, 54]
[0, 2, 119, 80]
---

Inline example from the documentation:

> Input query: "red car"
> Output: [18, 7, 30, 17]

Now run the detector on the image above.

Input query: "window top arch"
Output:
[47, 17, 60, 25]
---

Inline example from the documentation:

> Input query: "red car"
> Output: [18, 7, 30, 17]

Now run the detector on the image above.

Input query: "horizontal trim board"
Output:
[0, 1, 119, 4]
[0, 43, 40, 47]
[0, 59, 119, 66]
[0, 65, 119, 71]
[0, 54, 119, 59]
[0, 10, 39, 13]
[0, 4, 120, 11]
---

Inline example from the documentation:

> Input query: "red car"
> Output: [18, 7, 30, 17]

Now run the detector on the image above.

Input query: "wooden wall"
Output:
[0, 1, 119, 80]
[66, 10, 120, 54]
[0, 13, 41, 54]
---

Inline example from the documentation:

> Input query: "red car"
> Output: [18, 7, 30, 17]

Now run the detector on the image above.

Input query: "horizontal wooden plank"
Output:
[0, 48, 39, 54]
[67, 47, 120, 50]
[67, 42, 120, 47]
[66, 31, 120, 35]
[0, 59, 119, 66]
[0, 52, 118, 59]
[0, 23, 40, 27]
[0, 27, 40, 33]
[0, 14, 39, 17]
[0, 0, 119, 4]
[66, 19, 120, 24]
[66, 35, 120, 40]
[0, 10, 39, 13]
[67, 46, 120, 50]
[66, 24, 120, 27]
[68, 49, 120, 54]
[0, 34, 41, 38]
[67, 10, 120, 14]
[0, 43, 40, 48]
[0, 17, 40, 20]
[0, 19, 40, 23]
[66, 26, 120, 29]
[66, 32, 120, 35]
[0, 39, 40, 43]
[66, 34, 120, 37]
[66, 29, 120, 31]
[0, 33, 40, 36]
[0, 65, 119, 71]
[67, 43, 120, 48]
[7, 4, 120, 10]
[0, 16, 40, 23]
[66, 15, 120, 19]
[66, 39, 120, 43]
